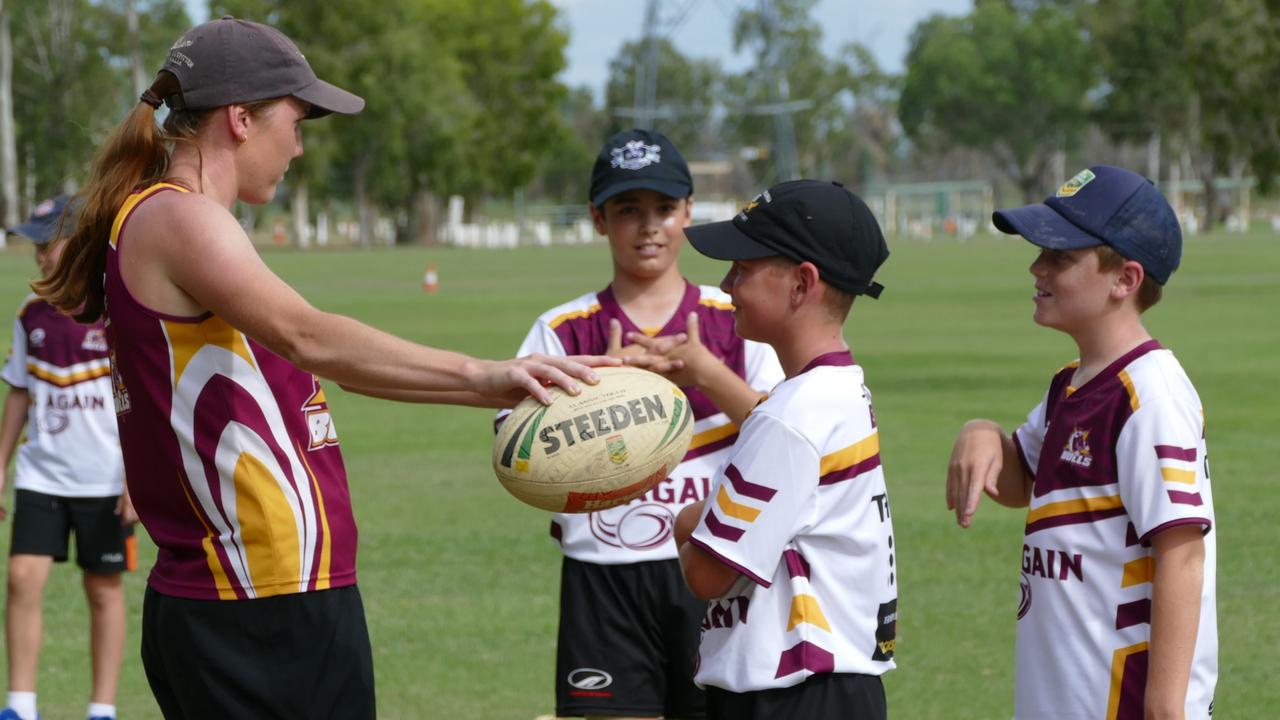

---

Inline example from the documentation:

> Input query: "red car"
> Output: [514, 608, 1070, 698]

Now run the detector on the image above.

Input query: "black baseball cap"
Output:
[9, 196, 72, 245]
[589, 129, 693, 207]
[158, 17, 364, 118]
[686, 180, 889, 298]
[993, 165, 1182, 284]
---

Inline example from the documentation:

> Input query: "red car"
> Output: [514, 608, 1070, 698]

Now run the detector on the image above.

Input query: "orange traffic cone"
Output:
[272, 217, 287, 246]
[422, 263, 439, 294]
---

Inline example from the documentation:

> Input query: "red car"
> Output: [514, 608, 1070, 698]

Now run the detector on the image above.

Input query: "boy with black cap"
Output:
[1, 198, 134, 720]
[946, 166, 1217, 718]
[502, 129, 782, 720]
[674, 180, 897, 719]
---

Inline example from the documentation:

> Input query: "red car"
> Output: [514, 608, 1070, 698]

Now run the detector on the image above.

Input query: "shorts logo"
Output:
[100, 552, 124, 563]
[1056, 169, 1096, 197]
[1059, 427, 1092, 468]
[28, 328, 45, 348]
[610, 140, 661, 171]
[567, 668, 613, 690]
[1017, 572, 1032, 620]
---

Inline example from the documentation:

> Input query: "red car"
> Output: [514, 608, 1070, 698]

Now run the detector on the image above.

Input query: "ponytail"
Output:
[34, 71, 195, 322]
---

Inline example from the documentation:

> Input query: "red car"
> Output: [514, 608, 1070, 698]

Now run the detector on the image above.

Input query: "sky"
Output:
[186, 0, 973, 98]
[554, 0, 971, 98]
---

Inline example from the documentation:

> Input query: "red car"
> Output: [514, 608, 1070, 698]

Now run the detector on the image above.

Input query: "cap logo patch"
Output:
[611, 140, 661, 171]
[737, 190, 771, 221]
[33, 199, 56, 217]
[1056, 169, 1096, 197]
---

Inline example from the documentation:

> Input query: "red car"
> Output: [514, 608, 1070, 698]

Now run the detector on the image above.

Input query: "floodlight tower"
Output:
[633, 0, 661, 130]
[759, 0, 800, 182]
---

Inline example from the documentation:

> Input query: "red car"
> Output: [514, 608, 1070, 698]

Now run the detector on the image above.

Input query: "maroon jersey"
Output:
[104, 183, 357, 600]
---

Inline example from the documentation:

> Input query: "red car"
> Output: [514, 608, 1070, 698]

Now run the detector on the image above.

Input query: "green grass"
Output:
[1, 229, 1277, 718]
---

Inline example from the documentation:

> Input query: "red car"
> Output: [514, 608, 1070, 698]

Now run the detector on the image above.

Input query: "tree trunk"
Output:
[353, 157, 374, 248]
[0, 2, 19, 239]
[127, 0, 145, 95]
[291, 180, 311, 248]
[414, 189, 439, 246]
[1200, 156, 1219, 233]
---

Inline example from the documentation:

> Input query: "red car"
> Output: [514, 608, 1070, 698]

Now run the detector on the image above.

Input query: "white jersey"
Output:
[1012, 341, 1216, 719]
[2, 294, 124, 497]
[689, 351, 897, 692]
[501, 282, 784, 564]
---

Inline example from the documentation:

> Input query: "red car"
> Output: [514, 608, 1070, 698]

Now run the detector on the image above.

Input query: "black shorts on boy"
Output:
[9, 488, 135, 573]
[557, 557, 706, 719]
[705, 672, 886, 720]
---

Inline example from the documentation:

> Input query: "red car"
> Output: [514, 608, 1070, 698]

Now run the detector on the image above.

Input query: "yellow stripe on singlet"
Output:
[109, 183, 189, 249]
[176, 471, 237, 600]
[233, 452, 303, 598]
[298, 441, 333, 590]
[163, 317, 257, 386]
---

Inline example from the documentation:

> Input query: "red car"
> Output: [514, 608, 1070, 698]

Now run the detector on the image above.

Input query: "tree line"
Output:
[2, 0, 1276, 242]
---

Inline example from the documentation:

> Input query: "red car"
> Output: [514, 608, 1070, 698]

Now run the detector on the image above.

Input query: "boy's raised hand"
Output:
[625, 312, 716, 387]
[946, 420, 1006, 528]
[608, 317, 687, 373]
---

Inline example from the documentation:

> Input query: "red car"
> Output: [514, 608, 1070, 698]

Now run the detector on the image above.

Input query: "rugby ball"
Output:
[493, 366, 694, 513]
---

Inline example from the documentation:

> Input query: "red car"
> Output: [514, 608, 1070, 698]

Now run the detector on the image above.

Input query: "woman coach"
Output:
[35, 17, 607, 719]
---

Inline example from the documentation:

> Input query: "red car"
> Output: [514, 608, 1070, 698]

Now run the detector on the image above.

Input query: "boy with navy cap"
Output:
[2, 198, 134, 720]
[674, 180, 897, 719]
[947, 166, 1217, 718]
[501, 130, 782, 720]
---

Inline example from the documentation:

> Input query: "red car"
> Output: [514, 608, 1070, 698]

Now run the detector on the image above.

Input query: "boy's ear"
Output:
[589, 203, 607, 236]
[1112, 260, 1145, 302]
[794, 261, 823, 306]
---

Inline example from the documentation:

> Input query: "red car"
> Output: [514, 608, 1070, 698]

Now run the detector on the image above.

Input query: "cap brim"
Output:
[591, 178, 692, 208]
[10, 221, 51, 244]
[294, 78, 365, 118]
[992, 203, 1103, 250]
[685, 220, 778, 261]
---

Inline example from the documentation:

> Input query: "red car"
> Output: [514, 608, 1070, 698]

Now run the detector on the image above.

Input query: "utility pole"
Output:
[632, 0, 661, 130]
[0, 1, 18, 242]
[758, 0, 800, 181]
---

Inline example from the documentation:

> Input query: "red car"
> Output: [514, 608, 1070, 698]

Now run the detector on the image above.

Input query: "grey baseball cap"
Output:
[159, 17, 364, 118]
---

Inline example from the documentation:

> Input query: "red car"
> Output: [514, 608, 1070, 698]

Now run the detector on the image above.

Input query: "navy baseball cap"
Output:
[685, 180, 889, 298]
[993, 165, 1182, 284]
[589, 129, 693, 207]
[9, 196, 72, 245]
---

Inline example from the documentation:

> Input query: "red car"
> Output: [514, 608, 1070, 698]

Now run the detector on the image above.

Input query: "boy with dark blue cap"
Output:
[2, 198, 135, 720]
[946, 166, 1217, 719]
[501, 130, 783, 720]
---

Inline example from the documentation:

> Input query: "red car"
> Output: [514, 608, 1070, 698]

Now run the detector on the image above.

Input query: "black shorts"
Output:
[9, 489, 136, 573]
[141, 584, 375, 720]
[556, 557, 706, 719]
[705, 673, 886, 720]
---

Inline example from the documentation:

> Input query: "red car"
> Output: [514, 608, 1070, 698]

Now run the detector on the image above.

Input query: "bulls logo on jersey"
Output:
[302, 376, 339, 450]
[1059, 427, 1093, 468]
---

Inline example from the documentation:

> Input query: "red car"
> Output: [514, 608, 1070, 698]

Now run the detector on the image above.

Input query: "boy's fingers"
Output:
[606, 319, 623, 355]
[686, 312, 701, 344]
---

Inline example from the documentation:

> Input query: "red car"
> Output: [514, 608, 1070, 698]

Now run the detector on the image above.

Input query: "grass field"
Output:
[1, 229, 1277, 719]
